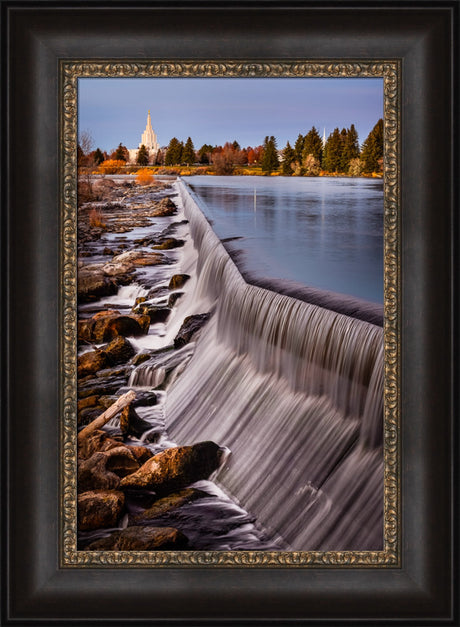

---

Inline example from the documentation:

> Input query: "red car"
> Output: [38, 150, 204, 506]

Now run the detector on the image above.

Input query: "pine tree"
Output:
[261, 136, 279, 174]
[114, 143, 128, 162]
[361, 119, 384, 173]
[302, 127, 323, 163]
[198, 144, 214, 164]
[294, 133, 305, 166]
[164, 137, 183, 166]
[93, 148, 104, 165]
[281, 141, 295, 176]
[182, 137, 196, 165]
[136, 144, 149, 166]
[323, 128, 342, 172]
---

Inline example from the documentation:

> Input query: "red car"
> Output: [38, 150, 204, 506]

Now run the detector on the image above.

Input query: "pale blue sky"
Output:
[78, 77, 383, 152]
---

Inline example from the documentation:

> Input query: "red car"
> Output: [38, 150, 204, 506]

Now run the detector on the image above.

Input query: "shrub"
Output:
[98, 159, 126, 174]
[136, 169, 154, 186]
[89, 208, 106, 228]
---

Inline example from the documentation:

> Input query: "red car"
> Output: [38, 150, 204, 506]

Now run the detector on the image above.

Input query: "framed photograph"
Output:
[2, 1, 458, 624]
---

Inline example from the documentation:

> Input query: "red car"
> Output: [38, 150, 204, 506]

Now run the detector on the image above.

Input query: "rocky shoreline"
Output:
[76, 177, 278, 551]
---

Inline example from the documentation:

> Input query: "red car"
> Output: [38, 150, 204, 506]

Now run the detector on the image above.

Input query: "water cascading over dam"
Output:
[165, 180, 384, 551]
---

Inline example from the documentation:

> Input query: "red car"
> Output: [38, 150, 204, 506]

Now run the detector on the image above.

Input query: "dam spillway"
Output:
[164, 180, 384, 551]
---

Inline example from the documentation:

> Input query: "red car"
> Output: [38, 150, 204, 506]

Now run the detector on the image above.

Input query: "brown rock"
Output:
[78, 490, 125, 531]
[91, 313, 149, 342]
[102, 260, 135, 276]
[126, 445, 154, 465]
[119, 404, 153, 438]
[109, 250, 165, 267]
[167, 292, 183, 308]
[77, 349, 109, 378]
[78, 429, 123, 460]
[85, 532, 120, 550]
[84, 531, 120, 551]
[77, 395, 100, 412]
[119, 441, 223, 494]
[151, 197, 177, 217]
[115, 526, 187, 550]
[168, 274, 190, 290]
[131, 352, 151, 366]
[103, 335, 135, 365]
[78, 446, 139, 492]
[173, 313, 211, 349]
[93, 309, 121, 320]
[130, 488, 207, 525]
[132, 304, 171, 324]
[152, 237, 184, 250]
[78, 270, 117, 303]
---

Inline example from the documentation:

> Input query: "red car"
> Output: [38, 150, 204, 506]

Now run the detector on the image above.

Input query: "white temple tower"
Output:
[128, 111, 160, 163]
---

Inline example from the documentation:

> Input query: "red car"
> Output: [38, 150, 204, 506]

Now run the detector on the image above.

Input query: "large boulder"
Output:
[102, 260, 136, 277]
[77, 349, 109, 378]
[78, 269, 117, 303]
[173, 313, 211, 349]
[76, 336, 134, 378]
[78, 447, 140, 492]
[78, 490, 125, 531]
[103, 336, 135, 365]
[119, 441, 223, 494]
[168, 274, 190, 290]
[152, 197, 177, 217]
[78, 311, 150, 343]
[129, 488, 208, 526]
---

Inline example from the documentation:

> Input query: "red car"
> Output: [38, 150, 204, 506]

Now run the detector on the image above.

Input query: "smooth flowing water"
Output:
[156, 181, 385, 550]
[183, 175, 384, 305]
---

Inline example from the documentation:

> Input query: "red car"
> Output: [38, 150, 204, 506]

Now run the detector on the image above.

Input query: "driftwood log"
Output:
[77, 390, 136, 445]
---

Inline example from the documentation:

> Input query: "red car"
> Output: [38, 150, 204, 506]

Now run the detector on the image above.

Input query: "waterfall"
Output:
[165, 180, 384, 551]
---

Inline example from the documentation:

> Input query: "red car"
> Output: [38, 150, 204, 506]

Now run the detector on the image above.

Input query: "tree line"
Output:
[79, 119, 383, 176]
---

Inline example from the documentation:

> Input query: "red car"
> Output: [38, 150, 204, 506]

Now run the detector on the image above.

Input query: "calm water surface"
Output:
[184, 176, 383, 304]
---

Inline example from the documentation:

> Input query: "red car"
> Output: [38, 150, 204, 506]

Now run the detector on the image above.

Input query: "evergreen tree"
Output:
[302, 127, 323, 163]
[164, 137, 183, 165]
[136, 144, 150, 166]
[361, 119, 384, 173]
[261, 136, 279, 174]
[339, 125, 360, 172]
[198, 144, 214, 164]
[232, 140, 241, 151]
[93, 148, 104, 165]
[294, 133, 305, 165]
[323, 128, 342, 172]
[182, 137, 196, 165]
[281, 141, 295, 176]
[114, 143, 128, 162]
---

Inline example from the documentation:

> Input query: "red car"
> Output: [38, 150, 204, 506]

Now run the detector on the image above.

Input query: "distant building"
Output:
[127, 110, 160, 164]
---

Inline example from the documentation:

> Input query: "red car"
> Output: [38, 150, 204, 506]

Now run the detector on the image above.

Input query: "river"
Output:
[183, 175, 383, 305]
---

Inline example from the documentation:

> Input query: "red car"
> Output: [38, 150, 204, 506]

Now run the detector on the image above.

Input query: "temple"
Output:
[128, 111, 160, 163]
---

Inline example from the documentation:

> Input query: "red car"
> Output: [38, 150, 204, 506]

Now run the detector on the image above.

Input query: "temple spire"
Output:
[140, 110, 159, 152]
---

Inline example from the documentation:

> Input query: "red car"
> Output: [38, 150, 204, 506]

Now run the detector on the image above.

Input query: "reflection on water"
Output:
[184, 176, 383, 304]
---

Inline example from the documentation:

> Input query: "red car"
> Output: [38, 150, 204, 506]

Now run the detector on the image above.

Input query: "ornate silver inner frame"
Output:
[61, 60, 400, 568]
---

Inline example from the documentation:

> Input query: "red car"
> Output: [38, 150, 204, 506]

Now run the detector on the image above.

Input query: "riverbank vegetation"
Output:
[78, 119, 384, 180]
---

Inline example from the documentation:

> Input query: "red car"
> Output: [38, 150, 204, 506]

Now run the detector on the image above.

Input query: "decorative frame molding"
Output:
[61, 60, 400, 568]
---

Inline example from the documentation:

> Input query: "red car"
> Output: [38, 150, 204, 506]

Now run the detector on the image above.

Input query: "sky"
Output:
[78, 77, 383, 153]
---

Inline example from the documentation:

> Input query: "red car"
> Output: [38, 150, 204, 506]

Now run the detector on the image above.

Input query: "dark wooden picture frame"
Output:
[1, 1, 458, 624]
